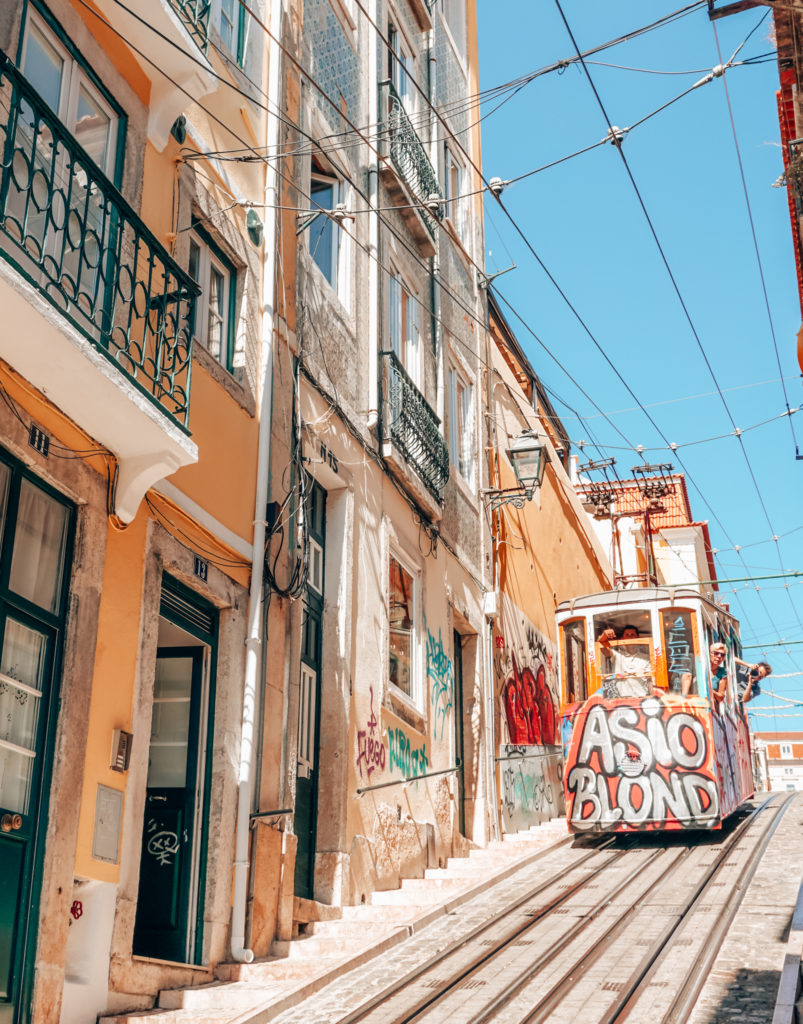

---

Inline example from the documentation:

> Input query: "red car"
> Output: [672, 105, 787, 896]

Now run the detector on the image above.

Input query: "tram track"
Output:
[307, 794, 790, 1024]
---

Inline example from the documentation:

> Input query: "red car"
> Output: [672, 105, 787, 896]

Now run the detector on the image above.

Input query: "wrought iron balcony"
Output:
[169, 0, 211, 54]
[0, 54, 197, 429]
[378, 80, 443, 246]
[379, 350, 449, 502]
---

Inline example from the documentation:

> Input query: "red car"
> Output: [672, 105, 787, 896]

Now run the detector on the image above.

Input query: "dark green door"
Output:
[294, 481, 326, 899]
[133, 646, 205, 963]
[453, 630, 465, 836]
[0, 458, 73, 1024]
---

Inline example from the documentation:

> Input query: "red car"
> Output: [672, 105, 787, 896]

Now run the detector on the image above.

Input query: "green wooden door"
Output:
[0, 459, 73, 1024]
[133, 648, 204, 963]
[294, 481, 326, 899]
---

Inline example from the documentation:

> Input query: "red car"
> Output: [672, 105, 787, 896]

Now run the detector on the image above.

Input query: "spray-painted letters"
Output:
[426, 624, 454, 741]
[356, 686, 386, 779]
[565, 696, 720, 831]
[500, 744, 564, 832]
[388, 727, 429, 779]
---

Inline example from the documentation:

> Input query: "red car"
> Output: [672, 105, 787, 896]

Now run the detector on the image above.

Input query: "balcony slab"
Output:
[0, 257, 197, 522]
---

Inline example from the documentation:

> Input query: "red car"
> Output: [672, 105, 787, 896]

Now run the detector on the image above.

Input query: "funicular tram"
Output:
[556, 588, 755, 833]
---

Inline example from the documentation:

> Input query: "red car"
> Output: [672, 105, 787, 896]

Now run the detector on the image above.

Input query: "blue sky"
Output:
[476, 0, 803, 733]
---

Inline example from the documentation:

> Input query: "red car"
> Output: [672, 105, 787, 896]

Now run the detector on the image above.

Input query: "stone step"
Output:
[216, 954, 344, 984]
[340, 903, 430, 922]
[270, 931, 394, 959]
[423, 865, 486, 880]
[304, 918, 401, 938]
[399, 876, 473, 896]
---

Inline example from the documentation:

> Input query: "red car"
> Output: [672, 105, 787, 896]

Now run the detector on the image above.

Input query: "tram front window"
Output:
[593, 612, 653, 699]
[562, 619, 587, 705]
[661, 609, 698, 696]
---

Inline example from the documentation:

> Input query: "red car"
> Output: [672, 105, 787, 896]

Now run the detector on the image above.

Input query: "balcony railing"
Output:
[379, 350, 449, 500]
[379, 80, 443, 238]
[0, 55, 197, 429]
[169, 0, 211, 55]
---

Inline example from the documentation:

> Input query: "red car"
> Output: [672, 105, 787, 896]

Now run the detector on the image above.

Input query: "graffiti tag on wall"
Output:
[500, 744, 564, 832]
[494, 598, 559, 750]
[388, 727, 430, 779]
[356, 686, 386, 779]
[565, 696, 719, 831]
[426, 623, 454, 741]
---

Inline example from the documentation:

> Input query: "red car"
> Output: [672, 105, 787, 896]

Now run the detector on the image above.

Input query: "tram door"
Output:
[294, 481, 326, 899]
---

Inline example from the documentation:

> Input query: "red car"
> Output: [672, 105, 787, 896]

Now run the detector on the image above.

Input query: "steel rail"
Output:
[330, 835, 620, 1024]
[513, 795, 784, 1024]
[655, 793, 796, 1024]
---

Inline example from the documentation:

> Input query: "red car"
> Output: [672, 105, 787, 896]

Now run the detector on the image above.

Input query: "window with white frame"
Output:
[188, 224, 236, 371]
[389, 270, 421, 387]
[22, 11, 119, 177]
[449, 365, 474, 485]
[444, 144, 467, 240]
[389, 553, 418, 701]
[781, 743, 793, 759]
[388, 21, 416, 113]
[309, 161, 344, 293]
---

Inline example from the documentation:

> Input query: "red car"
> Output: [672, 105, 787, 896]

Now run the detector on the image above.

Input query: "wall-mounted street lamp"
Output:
[484, 430, 549, 515]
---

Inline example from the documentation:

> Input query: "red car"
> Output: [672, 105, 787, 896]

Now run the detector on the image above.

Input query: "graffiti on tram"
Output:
[565, 695, 720, 830]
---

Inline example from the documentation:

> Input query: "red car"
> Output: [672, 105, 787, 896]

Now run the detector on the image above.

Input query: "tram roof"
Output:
[556, 587, 734, 620]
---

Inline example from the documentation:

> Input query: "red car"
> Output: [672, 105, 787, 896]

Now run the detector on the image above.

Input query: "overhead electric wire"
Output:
[552, 0, 803, 663]
[710, 17, 800, 455]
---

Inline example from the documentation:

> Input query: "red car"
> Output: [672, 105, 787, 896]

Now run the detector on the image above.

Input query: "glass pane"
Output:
[147, 657, 192, 788]
[662, 610, 697, 696]
[23, 23, 65, 113]
[563, 620, 586, 704]
[0, 619, 47, 814]
[389, 276, 401, 358]
[220, 0, 237, 52]
[0, 463, 11, 554]
[389, 556, 413, 696]
[207, 266, 224, 360]
[74, 82, 112, 173]
[9, 480, 69, 614]
[310, 180, 335, 285]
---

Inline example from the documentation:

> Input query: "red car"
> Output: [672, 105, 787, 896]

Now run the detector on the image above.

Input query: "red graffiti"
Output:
[504, 653, 557, 746]
[70, 901, 83, 920]
[495, 635, 505, 648]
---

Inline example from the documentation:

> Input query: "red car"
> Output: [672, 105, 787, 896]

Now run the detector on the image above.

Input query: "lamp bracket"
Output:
[483, 485, 534, 515]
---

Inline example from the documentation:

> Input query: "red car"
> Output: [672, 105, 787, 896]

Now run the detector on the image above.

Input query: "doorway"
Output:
[0, 458, 73, 1024]
[132, 578, 216, 965]
[294, 480, 326, 899]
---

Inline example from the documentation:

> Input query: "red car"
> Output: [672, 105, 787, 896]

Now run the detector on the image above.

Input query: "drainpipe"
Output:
[230, 0, 283, 965]
[367, 0, 379, 428]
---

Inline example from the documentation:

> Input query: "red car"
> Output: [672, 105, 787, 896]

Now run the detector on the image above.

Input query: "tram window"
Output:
[562, 620, 587, 704]
[592, 611, 651, 644]
[661, 609, 697, 696]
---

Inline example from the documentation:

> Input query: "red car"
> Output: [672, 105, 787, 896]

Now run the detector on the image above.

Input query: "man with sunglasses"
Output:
[710, 642, 728, 704]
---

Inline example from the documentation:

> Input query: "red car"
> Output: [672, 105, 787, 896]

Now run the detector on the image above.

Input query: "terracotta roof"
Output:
[577, 475, 693, 529]
[754, 732, 803, 742]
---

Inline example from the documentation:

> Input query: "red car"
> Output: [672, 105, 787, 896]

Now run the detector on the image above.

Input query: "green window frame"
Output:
[218, 0, 248, 66]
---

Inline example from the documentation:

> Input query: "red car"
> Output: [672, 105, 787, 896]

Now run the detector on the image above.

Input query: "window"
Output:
[217, 0, 247, 64]
[448, 367, 474, 485]
[389, 271, 421, 386]
[781, 743, 793, 759]
[661, 609, 698, 696]
[188, 224, 236, 371]
[21, 10, 119, 180]
[442, 0, 466, 57]
[309, 164, 343, 291]
[444, 145, 467, 239]
[561, 619, 587, 705]
[389, 553, 418, 701]
[388, 22, 415, 113]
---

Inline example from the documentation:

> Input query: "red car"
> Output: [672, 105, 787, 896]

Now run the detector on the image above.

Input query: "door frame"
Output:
[0, 450, 75, 1024]
[133, 576, 217, 966]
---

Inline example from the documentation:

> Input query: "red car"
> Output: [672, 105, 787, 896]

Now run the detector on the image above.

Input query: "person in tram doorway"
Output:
[735, 659, 772, 704]
[598, 625, 652, 698]
[710, 642, 729, 705]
